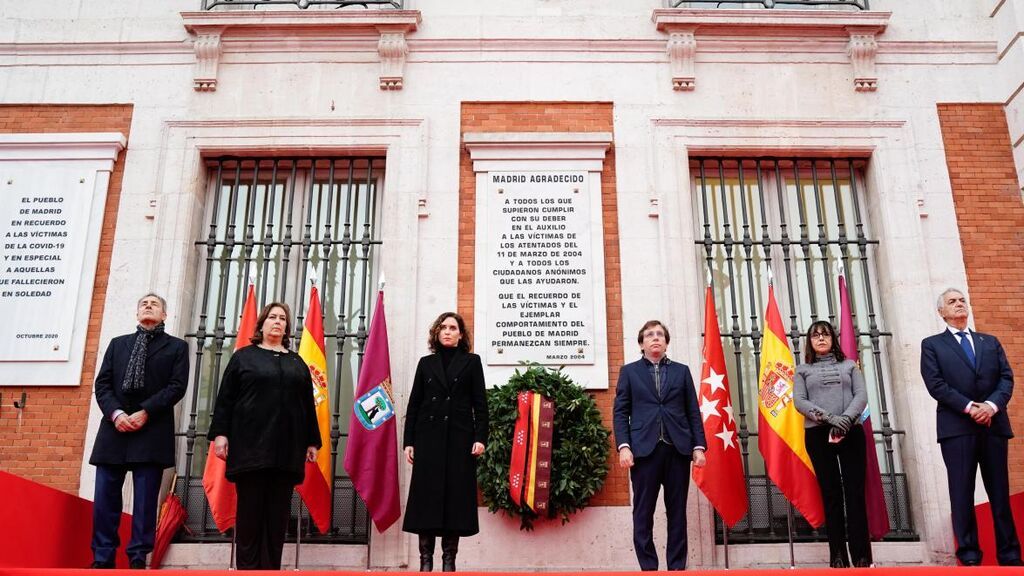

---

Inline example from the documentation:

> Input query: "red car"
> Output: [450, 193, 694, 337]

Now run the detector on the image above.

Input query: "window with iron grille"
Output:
[667, 1, 869, 9]
[692, 157, 916, 543]
[175, 156, 385, 543]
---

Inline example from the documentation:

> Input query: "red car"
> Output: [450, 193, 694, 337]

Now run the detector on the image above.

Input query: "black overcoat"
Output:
[89, 331, 190, 468]
[208, 345, 322, 485]
[402, 350, 488, 536]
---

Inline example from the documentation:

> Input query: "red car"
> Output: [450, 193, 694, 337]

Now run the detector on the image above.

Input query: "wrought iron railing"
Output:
[175, 156, 384, 543]
[668, 0, 869, 9]
[202, 0, 403, 10]
[693, 156, 916, 543]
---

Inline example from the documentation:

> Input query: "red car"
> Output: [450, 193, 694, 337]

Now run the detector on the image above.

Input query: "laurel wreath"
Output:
[477, 364, 611, 530]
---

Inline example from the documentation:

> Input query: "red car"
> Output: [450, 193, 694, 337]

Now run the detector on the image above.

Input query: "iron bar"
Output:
[203, 0, 402, 10]
[667, 0, 869, 9]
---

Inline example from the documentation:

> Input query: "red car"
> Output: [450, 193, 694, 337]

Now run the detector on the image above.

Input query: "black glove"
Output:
[830, 426, 848, 440]
[824, 412, 852, 434]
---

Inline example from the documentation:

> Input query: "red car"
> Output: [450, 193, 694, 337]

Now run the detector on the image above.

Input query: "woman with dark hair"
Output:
[793, 320, 871, 568]
[209, 302, 321, 570]
[403, 312, 488, 572]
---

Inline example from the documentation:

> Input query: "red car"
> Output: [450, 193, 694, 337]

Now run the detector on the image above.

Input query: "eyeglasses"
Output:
[810, 333, 831, 340]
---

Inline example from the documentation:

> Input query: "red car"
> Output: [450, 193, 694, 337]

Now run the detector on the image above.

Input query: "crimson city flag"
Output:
[202, 282, 256, 532]
[343, 290, 401, 532]
[296, 285, 333, 534]
[838, 271, 890, 539]
[692, 285, 748, 527]
[757, 281, 825, 527]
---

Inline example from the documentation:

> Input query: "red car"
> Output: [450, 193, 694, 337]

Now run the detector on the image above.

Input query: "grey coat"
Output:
[793, 354, 867, 429]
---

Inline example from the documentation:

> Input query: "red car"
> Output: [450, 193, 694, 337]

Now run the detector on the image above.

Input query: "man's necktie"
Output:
[957, 331, 976, 367]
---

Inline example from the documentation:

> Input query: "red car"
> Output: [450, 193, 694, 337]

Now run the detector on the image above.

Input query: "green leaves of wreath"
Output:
[477, 363, 610, 530]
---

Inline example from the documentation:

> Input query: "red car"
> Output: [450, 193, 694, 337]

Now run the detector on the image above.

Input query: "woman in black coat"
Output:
[403, 312, 489, 572]
[209, 302, 321, 570]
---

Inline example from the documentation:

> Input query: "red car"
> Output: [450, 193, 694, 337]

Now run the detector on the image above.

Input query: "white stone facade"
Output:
[2, 0, 1021, 570]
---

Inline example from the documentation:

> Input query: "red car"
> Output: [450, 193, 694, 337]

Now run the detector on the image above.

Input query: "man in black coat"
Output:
[614, 320, 706, 571]
[89, 293, 189, 569]
[921, 288, 1022, 566]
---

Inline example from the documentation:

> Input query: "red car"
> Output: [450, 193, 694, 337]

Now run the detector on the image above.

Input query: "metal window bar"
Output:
[693, 157, 916, 543]
[668, 0, 869, 9]
[175, 156, 385, 543]
[202, 0, 403, 10]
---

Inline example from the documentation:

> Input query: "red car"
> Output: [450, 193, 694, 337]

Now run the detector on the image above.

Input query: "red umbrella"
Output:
[150, 476, 188, 569]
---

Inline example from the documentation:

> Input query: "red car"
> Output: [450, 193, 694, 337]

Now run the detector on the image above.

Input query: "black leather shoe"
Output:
[129, 559, 146, 570]
[90, 561, 115, 569]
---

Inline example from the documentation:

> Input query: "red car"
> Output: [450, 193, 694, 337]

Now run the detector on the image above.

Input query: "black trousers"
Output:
[234, 470, 294, 570]
[804, 424, 871, 565]
[940, 433, 1022, 566]
[630, 442, 691, 571]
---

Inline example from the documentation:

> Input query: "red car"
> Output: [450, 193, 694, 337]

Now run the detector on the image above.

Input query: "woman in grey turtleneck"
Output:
[793, 320, 872, 569]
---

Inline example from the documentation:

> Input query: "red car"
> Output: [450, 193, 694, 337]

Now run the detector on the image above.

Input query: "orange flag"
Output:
[757, 282, 825, 527]
[295, 285, 333, 533]
[202, 283, 256, 533]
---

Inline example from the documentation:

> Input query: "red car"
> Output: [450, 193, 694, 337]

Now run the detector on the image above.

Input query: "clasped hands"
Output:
[969, 402, 995, 427]
[811, 409, 856, 439]
[113, 410, 148, 433]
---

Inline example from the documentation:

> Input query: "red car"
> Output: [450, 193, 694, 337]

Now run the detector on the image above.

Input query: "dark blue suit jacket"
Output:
[921, 329, 1014, 441]
[613, 357, 706, 458]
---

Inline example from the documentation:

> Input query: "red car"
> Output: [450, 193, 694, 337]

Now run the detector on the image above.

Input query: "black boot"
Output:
[418, 535, 435, 572]
[829, 550, 850, 568]
[441, 535, 459, 572]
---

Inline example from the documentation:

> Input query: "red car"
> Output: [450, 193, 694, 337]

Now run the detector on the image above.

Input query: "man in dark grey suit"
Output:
[921, 288, 1022, 566]
[613, 320, 706, 571]
[89, 293, 189, 569]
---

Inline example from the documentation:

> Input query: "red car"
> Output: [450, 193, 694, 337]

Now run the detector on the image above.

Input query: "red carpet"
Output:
[0, 565, 1024, 569]
[0, 472, 132, 569]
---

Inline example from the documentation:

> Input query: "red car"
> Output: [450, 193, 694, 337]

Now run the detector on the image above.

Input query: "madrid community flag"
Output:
[343, 290, 401, 532]
[757, 281, 824, 527]
[692, 285, 748, 527]
[201, 282, 256, 533]
[838, 270, 890, 539]
[296, 285, 333, 534]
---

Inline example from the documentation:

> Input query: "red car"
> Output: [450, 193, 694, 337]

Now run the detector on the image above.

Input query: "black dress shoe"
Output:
[90, 561, 115, 569]
[129, 559, 146, 570]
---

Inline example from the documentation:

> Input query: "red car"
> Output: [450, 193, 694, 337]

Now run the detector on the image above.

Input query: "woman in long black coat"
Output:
[403, 312, 488, 572]
[209, 302, 321, 570]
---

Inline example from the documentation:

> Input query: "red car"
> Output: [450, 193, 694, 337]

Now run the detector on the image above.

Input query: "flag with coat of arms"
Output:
[343, 289, 401, 532]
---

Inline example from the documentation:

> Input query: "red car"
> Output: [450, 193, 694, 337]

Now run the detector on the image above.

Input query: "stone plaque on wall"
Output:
[467, 132, 611, 389]
[0, 172, 94, 361]
[485, 171, 594, 365]
[0, 133, 124, 385]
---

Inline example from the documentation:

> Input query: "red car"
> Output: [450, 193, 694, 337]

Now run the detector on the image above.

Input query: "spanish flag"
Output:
[296, 285, 333, 534]
[757, 282, 824, 527]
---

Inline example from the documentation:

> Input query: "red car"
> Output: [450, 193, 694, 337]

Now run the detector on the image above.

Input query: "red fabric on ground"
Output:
[0, 471, 132, 568]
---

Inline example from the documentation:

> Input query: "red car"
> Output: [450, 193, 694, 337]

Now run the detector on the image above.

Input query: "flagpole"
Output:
[722, 519, 730, 570]
[230, 530, 236, 570]
[294, 501, 303, 571]
[786, 504, 796, 569]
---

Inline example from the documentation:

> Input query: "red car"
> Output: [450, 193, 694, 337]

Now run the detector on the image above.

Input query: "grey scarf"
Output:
[122, 323, 165, 392]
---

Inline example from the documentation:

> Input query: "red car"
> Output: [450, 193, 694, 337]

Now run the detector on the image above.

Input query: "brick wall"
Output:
[0, 104, 133, 494]
[937, 103, 1024, 492]
[459, 102, 628, 505]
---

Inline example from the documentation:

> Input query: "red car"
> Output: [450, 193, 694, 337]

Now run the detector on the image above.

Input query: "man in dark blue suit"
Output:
[614, 320, 706, 571]
[921, 288, 1022, 566]
[89, 293, 189, 569]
